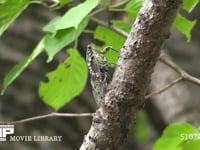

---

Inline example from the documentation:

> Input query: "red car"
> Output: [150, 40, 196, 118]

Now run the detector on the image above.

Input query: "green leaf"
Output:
[173, 13, 196, 42]
[94, 26, 125, 64]
[134, 111, 152, 142]
[43, 17, 62, 35]
[181, 140, 200, 150]
[44, 16, 89, 62]
[153, 122, 198, 150]
[0, 0, 6, 4]
[39, 48, 88, 110]
[1, 38, 45, 95]
[182, 0, 199, 12]
[43, 0, 99, 33]
[43, 0, 99, 62]
[111, 20, 131, 33]
[0, 0, 30, 36]
[125, 0, 143, 20]
[60, 0, 72, 5]
[1, 0, 96, 92]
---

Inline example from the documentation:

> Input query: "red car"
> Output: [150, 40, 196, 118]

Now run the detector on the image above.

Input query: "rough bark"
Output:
[80, 0, 183, 149]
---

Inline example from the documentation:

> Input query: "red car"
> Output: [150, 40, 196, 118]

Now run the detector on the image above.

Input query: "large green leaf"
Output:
[1, 0, 97, 93]
[43, 0, 100, 62]
[43, 0, 99, 34]
[1, 38, 45, 95]
[181, 140, 200, 150]
[182, 0, 199, 12]
[39, 48, 88, 110]
[173, 13, 196, 42]
[94, 26, 125, 64]
[125, 0, 143, 20]
[44, 16, 89, 62]
[0, 0, 30, 36]
[153, 122, 198, 150]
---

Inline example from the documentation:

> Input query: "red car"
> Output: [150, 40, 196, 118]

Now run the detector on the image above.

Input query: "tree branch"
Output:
[0, 112, 93, 124]
[80, 0, 183, 149]
[145, 76, 183, 100]
[160, 55, 200, 86]
[141, 55, 200, 100]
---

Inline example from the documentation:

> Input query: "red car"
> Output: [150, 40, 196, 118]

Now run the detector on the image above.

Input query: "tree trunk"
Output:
[80, 0, 183, 149]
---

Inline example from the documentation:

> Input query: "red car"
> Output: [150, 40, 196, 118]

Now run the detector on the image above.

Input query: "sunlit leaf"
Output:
[60, 0, 72, 5]
[125, 0, 143, 20]
[182, 0, 199, 12]
[0, 0, 30, 36]
[94, 26, 125, 64]
[43, 0, 99, 33]
[153, 122, 198, 150]
[174, 13, 196, 42]
[1, 38, 45, 95]
[181, 140, 200, 150]
[44, 17, 89, 62]
[39, 48, 88, 110]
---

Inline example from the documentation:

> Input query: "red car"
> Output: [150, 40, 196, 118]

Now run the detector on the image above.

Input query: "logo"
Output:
[0, 125, 14, 141]
[0, 124, 62, 142]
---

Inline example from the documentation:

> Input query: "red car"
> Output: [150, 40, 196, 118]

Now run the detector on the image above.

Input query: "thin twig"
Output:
[145, 77, 183, 100]
[91, 17, 129, 37]
[0, 112, 93, 124]
[146, 56, 200, 100]
[160, 56, 200, 86]
[109, 0, 129, 9]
